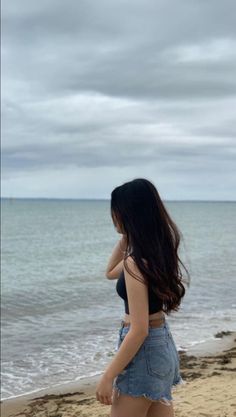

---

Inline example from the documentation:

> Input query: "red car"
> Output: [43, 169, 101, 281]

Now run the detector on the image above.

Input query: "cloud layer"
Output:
[2, 0, 236, 199]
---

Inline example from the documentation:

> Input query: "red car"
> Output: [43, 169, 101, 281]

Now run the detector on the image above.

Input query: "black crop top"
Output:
[116, 269, 163, 314]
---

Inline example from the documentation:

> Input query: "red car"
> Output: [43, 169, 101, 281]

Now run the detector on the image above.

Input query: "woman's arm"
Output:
[103, 256, 149, 380]
[105, 235, 127, 279]
[104, 327, 147, 380]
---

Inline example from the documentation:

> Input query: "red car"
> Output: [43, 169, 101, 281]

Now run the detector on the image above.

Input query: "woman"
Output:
[95, 178, 190, 417]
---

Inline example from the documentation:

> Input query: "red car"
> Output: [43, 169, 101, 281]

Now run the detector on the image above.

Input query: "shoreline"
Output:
[1, 330, 236, 417]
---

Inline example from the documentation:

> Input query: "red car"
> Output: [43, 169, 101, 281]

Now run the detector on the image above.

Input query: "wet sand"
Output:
[1, 330, 236, 417]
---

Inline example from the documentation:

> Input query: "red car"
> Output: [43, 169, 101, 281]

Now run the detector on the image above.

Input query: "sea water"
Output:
[1, 199, 236, 400]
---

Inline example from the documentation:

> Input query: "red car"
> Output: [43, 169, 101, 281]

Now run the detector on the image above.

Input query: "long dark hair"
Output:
[110, 178, 190, 314]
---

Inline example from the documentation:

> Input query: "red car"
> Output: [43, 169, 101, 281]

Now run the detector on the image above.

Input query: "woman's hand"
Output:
[120, 234, 128, 250]
[95, 373, 114, 405]
[105, 235, 128, 277]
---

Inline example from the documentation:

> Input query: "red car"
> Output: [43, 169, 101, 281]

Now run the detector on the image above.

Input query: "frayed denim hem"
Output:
[113, 382, 173, 406]
[113, 374, 186, 406]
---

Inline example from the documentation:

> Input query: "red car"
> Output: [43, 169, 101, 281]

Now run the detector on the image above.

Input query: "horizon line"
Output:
[1, 197, 236, 202]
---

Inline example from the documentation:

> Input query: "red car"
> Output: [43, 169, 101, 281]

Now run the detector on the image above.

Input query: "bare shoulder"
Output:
[125, 255, 148, 270]
[124, 256, 147, 285]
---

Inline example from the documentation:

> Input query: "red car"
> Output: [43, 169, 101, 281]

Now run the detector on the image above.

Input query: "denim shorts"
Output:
[112, 318, 185, 405]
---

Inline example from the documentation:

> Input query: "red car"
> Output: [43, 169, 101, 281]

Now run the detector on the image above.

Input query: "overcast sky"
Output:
[2, 0, 236, 200]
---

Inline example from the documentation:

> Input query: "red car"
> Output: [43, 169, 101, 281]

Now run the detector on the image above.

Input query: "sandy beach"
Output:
[1, 330, 236, 417]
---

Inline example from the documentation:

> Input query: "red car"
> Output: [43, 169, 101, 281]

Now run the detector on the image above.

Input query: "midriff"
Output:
[123, 310, 164, 324]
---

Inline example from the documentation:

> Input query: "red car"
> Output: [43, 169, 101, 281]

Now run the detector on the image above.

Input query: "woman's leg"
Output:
[110, 388, 152, 417]
[146, 399, 174, 417]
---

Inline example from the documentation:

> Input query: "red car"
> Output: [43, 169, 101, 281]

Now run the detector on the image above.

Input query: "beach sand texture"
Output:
[1, 331, 236, 417]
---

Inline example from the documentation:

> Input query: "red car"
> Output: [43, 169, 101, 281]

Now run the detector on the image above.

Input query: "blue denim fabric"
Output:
[112, 319, 185, 404]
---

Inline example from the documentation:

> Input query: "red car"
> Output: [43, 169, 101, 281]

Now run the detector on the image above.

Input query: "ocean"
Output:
[1, 199, 236, 400]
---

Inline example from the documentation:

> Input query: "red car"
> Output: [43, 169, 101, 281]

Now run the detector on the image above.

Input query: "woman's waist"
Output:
[122, 311, 165, 324]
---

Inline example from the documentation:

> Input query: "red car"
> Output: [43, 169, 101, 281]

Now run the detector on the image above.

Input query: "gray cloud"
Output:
[2, 0, 236, 199]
